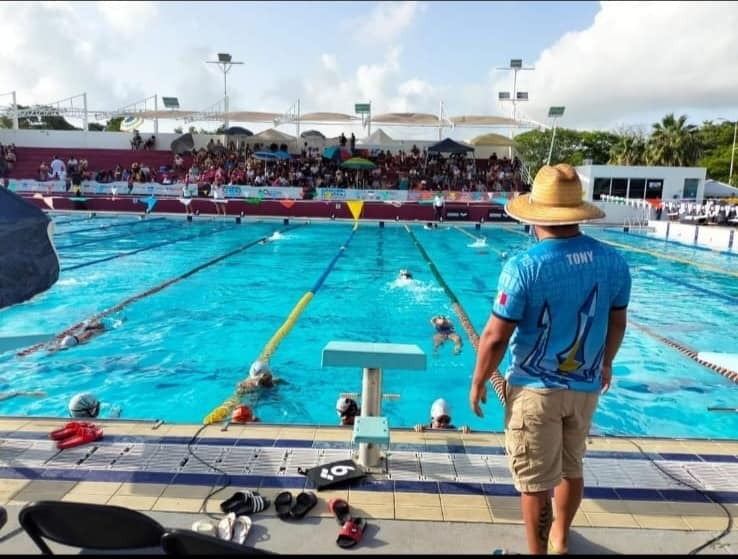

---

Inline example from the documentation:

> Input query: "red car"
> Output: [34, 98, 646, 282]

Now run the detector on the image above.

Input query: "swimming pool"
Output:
[1, 214, 737, 439]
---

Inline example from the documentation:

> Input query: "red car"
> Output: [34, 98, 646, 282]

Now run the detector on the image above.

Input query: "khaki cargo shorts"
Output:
[504, 384, 599, 493]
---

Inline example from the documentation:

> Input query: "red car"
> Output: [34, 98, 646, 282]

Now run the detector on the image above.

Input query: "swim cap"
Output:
[249, 360, 271, 379]
[60, 335, 78, 349]
[336, 397, 358, 417]
[68, 392, 100, 418]
[430, 398, 450, 420]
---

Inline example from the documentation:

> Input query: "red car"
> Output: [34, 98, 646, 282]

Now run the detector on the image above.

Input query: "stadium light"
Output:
[547, 106, 566, 165]
[162, 97, 180, 109]
[207, 52, 244, 129]
[496, 58, 534, 123]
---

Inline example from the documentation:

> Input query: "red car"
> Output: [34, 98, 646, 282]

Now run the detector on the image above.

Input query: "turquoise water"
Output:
[1, 215, 737, 439]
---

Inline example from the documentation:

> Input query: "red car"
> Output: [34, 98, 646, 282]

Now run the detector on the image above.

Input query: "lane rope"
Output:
[203, 221, 361, 425]
[56, 216, 166, 236]
[55, 222, 176, 250]
[17, 224, 300, 357]
[61, 222, 232, 272]
[404, 224, 506, 405]
[452, 225, 507, 256]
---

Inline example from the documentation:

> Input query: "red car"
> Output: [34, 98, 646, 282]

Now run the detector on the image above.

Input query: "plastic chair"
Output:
[19, 500, 165, 554]
[161, 529, 276, 555]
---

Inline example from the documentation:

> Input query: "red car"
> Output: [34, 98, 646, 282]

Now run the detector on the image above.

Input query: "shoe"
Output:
[56, 425, 103, 450]
[49, 422, 93, 441]
[217, 512, 236, 541]
[231, 515, 252, 544]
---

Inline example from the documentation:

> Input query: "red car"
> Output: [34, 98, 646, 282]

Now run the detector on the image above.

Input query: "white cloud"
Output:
[501, 1, 738, 130]
[349, 1, 425, 45]
[321, 54, 338, 73]
[96, 1, 158, 36]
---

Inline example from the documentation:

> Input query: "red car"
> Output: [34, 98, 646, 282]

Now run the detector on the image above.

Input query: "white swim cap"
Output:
[69, 392, 100, 418]
[249, 360, 271, 379]
[60, 335, 78, 349]
[430, 398, 450, 420]
[336, 397, 359, 417]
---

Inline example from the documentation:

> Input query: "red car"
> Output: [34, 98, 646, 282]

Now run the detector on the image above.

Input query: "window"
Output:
[683, 178, 699, 200]
[611, 178, 628, 197]
[593, 177, 611, 200]
[646, 179, 663, 199]
[628, 179, 646, 199]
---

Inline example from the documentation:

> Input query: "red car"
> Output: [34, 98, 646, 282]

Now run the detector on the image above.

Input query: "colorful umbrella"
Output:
[120, 116, 144, 131]
[252, 151, 279, 161]
[322, 146, 352, 161]
[340, 157, 376, 170]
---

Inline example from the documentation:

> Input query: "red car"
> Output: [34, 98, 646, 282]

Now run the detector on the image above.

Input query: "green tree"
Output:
[188, 126, 198, 135]
[88, 122, 105, 131]
[645, 113, 701, 166]
[173, 126, 183, 134]
[104, 117, 124, 132]
[696, 120, 735, 184]
[608, 127, 647, 165]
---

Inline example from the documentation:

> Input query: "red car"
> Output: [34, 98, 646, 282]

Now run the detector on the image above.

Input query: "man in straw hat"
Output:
[468, 163, 631, 555]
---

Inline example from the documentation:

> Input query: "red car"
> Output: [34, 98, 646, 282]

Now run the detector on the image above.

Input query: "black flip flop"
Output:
[275, 491, 293, 520]
[220, 490, 250, 514]
[290, 491, 318, 519]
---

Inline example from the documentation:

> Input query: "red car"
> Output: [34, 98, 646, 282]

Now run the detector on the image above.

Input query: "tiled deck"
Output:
[1, 417, 737, 553]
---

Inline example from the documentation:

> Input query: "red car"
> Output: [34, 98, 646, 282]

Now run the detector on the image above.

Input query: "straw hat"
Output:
[505, 164, 605, 225]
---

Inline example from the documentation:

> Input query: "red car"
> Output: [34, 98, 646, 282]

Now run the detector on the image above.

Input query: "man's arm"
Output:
[470, 314, 516, 416]
[601, 307, 627, 394]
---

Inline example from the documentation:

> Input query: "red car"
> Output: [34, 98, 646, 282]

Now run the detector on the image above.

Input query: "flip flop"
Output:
[275, 491, 293, 520]
[231, 515, 252, 545]
[336, 517, 366, 549]
[49, 421, 93, 441]
[220, 490, 254, 514]
[328, 498, 352, 525]
[56, 425, 103, 450]
[234, 493, 270, 516]
[217, 512, 236, 541]
[289, 491, 318, 519]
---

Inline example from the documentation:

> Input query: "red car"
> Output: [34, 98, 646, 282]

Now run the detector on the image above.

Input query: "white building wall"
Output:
[0, 129, 221, 151]
[576, 164, 707, 203]
[648, 220, 737, 253]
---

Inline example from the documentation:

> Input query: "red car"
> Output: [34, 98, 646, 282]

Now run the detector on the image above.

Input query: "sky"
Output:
[2, 1, 738, 141]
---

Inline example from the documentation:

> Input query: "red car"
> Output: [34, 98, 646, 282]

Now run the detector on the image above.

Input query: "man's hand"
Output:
[601, 364, 613, 394]
[469, 382, 488, 418]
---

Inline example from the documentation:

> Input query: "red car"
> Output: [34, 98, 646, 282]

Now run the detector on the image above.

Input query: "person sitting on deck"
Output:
[414, 398, 470, 433]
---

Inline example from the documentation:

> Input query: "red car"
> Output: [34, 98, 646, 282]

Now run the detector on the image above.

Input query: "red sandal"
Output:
[336, 517, 366, 549]
[49, 422, 94, 441]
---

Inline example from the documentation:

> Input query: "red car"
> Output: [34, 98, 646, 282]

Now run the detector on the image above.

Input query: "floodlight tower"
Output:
[206, 52, 243, 129]
[497, 58, 534, 124]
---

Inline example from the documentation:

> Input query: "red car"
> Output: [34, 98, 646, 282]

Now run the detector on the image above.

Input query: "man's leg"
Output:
[549, 477, 583, 553]
[521, 490, 553, 555]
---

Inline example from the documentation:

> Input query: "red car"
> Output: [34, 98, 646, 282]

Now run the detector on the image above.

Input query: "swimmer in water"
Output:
[398, 269, 413, 280]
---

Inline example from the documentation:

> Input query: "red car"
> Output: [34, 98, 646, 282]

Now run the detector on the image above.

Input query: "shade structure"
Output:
[468, 133, 515, 147]
[252, 151, 279, 161]
[120, 116, 144, 131]
[322, 146, 352, 161]
[340, 157, 377, 170]
[273, 150, 291, 161]
[300, 129, 326, 139]
[170, 133, 194, 154]
[224, 126, 253, 136]
[427, 137, 474, 154]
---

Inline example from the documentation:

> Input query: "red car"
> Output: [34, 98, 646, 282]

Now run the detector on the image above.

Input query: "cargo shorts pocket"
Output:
[505, 416, 527, 476]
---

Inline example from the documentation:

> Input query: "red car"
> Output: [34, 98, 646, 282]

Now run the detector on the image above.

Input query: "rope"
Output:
[55, 222, 176, 250]
[629, 320, 738, 384]
[637, 268, 738, 305]
[17, 224, 297, 358]
[56, 216, 166, 236]
[203, 221, 360, 425]
[60, 222, 232, 272]
[404, 224, 506, 405]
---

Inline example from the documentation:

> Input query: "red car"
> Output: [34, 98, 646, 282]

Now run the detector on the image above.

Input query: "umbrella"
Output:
[252, 151, 279, 161]
[322, 146, 351, 161]
[273, 150, 291, 160]
[340, 157, 376, 170]
[170, 133, 194, 155]
[120, 116, 144, 131]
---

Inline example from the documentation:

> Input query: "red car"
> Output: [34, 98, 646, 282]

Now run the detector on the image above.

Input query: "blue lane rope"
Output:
[60, 222, 234, 272]
[637, 268, 738, 305]
[18, 223, 305, 358]
[57, 216, 167, 236]
[55, 222, 177, 250]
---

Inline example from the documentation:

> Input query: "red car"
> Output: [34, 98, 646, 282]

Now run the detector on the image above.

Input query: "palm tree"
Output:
[609, 133, 646, 165]
[645, 113, 701, 166]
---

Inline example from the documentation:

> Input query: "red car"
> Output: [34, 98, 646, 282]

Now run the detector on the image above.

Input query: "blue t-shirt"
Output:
[492, 234, 631, 392]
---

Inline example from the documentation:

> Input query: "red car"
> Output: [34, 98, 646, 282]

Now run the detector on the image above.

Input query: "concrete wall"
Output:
[0, 129, 221, 151]
[649, 220, 737, 253]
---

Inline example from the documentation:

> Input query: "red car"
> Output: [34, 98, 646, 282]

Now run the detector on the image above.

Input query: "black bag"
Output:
[297, 459, 366, 491]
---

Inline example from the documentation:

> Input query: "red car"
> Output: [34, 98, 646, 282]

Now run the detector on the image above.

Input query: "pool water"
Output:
[1, 215, 737, 439]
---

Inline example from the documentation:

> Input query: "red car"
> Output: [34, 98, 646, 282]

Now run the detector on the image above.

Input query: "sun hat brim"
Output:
[504, 194, 605, 226]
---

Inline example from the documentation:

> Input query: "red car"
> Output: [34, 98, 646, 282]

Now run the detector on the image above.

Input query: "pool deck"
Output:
[0, 417, 736, 554]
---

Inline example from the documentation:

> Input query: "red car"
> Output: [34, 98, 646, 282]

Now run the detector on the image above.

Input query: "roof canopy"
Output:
[359, 128, 394, 146]
[469, 133, 515, 147]
[427, 137, 474, 154]
[252, 128, 296, 143]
